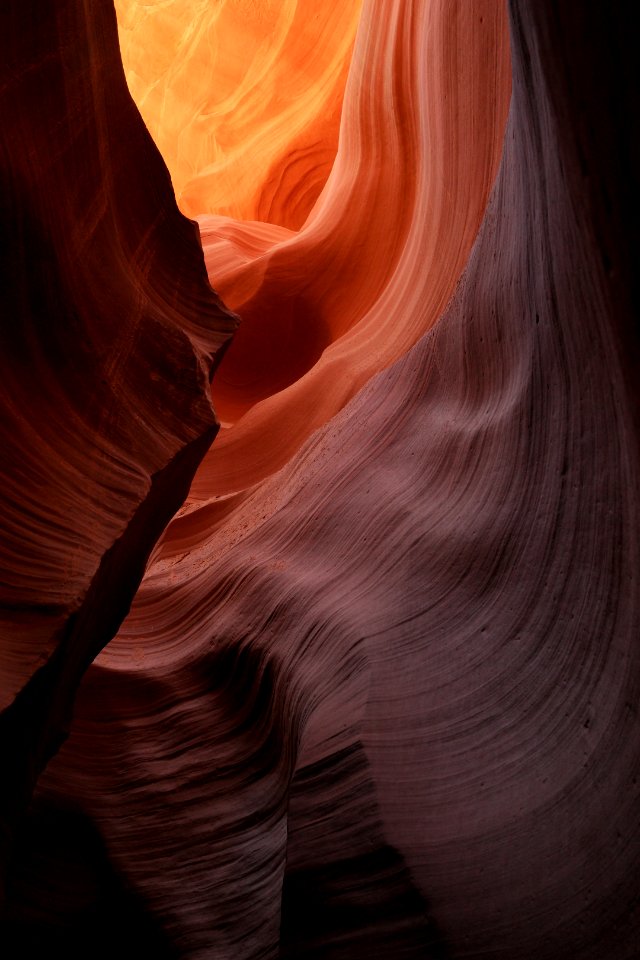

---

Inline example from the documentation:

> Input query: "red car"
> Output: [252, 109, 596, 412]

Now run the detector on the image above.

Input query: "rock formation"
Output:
[0, 0, 236, 880]
[114, 0, 362, 228]
[1, 0, 638, 958]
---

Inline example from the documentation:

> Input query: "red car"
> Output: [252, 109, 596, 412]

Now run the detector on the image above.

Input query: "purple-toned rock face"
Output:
[1, 1, 638, 958]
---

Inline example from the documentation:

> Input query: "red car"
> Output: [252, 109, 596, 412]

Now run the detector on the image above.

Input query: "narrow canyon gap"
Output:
[1, 1, 638, 959]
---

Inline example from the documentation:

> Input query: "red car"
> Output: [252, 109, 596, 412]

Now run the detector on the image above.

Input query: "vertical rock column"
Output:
[0, 0, 237, 879]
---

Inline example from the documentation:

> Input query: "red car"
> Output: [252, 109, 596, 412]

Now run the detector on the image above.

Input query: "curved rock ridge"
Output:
[13, 0, 638, 958]
[0, 0, 236, 868]
[114, 0, 362, 228]
[185, 0, 512, 514]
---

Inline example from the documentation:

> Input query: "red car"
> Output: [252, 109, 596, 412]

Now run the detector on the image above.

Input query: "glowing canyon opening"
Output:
[0, 2, 638, 959]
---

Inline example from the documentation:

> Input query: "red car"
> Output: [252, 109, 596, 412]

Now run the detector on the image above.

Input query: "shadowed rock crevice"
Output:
[281, 743, 449, 959]
[0, 0, 236, 879]
[2, 799, 177, 959]
[0, 427, 218, 873]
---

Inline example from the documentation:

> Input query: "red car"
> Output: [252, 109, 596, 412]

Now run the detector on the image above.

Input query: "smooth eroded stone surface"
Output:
[4, 0, 639, 958]
[0, 0, 236, 867]
[185, 0, 512, 533]
[114, 0, 362, 227]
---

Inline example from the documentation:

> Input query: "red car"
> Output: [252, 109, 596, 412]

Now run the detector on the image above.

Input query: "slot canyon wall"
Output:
[1, 1, 638, 958]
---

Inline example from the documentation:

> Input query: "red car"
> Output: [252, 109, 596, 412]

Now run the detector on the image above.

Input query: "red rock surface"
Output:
[194, 0, 511, 497]
[0, 0, 235, 871]
[2, 0, 639, 958]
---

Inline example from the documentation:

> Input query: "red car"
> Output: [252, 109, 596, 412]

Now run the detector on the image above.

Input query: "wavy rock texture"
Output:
[114, 0, 362, 228]
[165, 0, 512, 564]
[0, 0, 235, 872]
[3, 0, 640, 959]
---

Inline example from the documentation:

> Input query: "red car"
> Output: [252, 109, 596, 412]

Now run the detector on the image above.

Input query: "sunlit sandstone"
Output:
[1, 1, 638, 958]
[114, 0, 362, 228]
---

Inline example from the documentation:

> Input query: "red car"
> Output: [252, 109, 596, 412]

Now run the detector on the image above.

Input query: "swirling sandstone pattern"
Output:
[114, 0, 362, 228]
[193, 0, 511, 497]
[2, 1, 639, 958]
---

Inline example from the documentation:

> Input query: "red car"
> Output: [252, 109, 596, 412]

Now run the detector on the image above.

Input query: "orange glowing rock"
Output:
[189, 0, 512, 511]
[113, 0, 511, 542]
[4, 0, 639, 956]
[114, 0, 362, 228]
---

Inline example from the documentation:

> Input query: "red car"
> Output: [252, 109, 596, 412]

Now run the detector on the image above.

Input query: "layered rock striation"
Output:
[2, 0, 639, 958]
[114, 0, 363, 228]
[0, 0, 236, 879]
